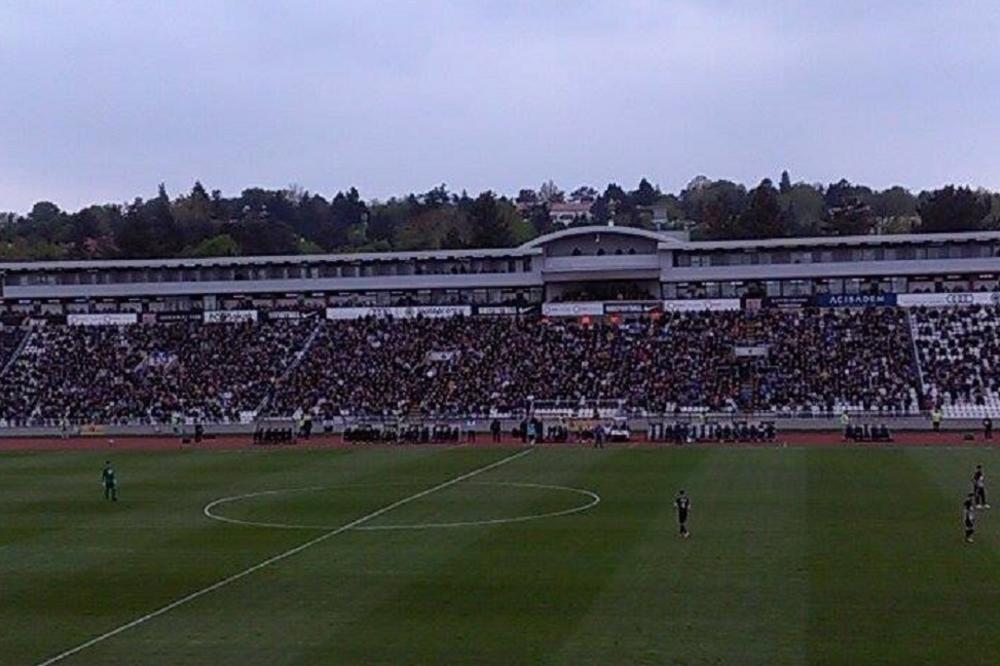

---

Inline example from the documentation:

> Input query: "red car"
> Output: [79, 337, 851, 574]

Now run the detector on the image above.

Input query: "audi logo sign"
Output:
[896, 292, 1000, 308]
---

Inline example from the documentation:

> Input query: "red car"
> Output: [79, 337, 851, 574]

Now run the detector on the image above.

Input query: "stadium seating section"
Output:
[0, 306, 998, 425]
[911, 306, 1000, 418]
[0, 325, 26, 374]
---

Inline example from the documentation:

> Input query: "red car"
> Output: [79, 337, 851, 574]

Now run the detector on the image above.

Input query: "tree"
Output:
[526, 202, 553, 236]
[469, 191, 516, 247]
[825, 178, 873, 209]
[779, 183, 825, 235]
[142, 183, 182, 256]
[516, 189, 538, 205]
[569, 185, 598, 202]
[827, 200, 875, 236]
[326, 187, 368, 249]
[634, 178, 658, 206]
[698, 198, 739, 240]
[917, 186, 991, 233]
[736, 179, 791, 239]
[115, 199, 157, 258]
[441, 225, 466, 249]
[870, 186, 917, 219]
[681, 179, 747, 228]
[779, 170, 792, 195]
[228, 212, 300, 255]
[538, 180, 564, 204]
[184, 233, 241, 257]
[27, 201, 64, 230]
[171, 181, 216, 249]
[393, 207, 467, 251]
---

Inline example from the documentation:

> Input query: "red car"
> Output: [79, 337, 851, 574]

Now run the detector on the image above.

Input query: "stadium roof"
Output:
[3, 226, 1000, 272]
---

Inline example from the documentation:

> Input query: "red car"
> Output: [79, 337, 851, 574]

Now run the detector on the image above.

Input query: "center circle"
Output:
[203, 481, 600, 531]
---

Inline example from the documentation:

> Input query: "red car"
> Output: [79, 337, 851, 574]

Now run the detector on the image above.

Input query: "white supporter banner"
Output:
[325, 305, 472, 320]
[897, 292, 1000, 308]
[541, 302, 605, 317]
[662, 298, 741, 312]
[476, 306, 520, 316]
[734, 345, 770, 358]
[203, 309, 259, 323]
[267, 310, 302, 320]
[66, 313, 139, 326]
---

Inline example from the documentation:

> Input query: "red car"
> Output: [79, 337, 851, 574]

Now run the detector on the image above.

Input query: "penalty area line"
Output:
[33, 447, 536, 666]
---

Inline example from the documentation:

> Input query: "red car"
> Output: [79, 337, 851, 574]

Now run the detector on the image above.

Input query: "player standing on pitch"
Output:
[972, 465, 989, 509]
[102, 460, 118, 502]
[963, 493, 976, 543]
[675, 490, 691, 538]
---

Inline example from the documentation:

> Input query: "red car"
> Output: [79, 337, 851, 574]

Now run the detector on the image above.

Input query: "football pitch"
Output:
[3, 444, 1000, 665]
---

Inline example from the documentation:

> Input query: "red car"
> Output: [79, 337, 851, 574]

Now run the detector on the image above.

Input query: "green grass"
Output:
[3, 445, 1000, 665]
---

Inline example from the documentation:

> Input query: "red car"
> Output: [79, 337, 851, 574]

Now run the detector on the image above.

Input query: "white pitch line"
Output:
[203, 481, 601, 531]
[33, 447, 535, 666]
[357, 481, 601, 530]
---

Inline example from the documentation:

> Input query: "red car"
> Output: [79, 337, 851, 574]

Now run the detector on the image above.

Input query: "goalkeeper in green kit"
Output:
[102, 461, 118, 502]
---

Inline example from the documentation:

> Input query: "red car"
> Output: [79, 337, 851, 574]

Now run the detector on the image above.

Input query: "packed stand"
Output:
[0, 320, 313, 426]
[0, 325, 27, 374]
[750, 308, 919, 415]
[911, 305, 1000, 417]
[1, 309, 926, 426]
[269, 309, 922, 420]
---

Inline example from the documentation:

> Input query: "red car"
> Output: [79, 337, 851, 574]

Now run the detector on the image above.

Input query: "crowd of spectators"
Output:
[268, 309, 922, 420]
[0, 320, 312, 425]
[751, 308, 919, 414]
[0, 325, 26, 373]
[0, 308, 931, 426]
[912, 305, 1000, 412]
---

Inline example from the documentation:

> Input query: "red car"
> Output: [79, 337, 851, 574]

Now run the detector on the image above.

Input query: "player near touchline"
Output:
[675, 490, 691, 538]
[102, 460, 118, 502]
[963, 493, 976, 543]
[972, 464, 989, 509]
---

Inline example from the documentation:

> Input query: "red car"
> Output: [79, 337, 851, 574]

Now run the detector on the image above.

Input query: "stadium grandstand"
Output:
[2, 225, 1000, 430]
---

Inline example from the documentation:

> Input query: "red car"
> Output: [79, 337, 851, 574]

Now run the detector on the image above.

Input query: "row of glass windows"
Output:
[4, 257, 535, 287]
[663, 276, 999, 299]
[675, 242, 1000, 267]
[0, 288, 545, 316]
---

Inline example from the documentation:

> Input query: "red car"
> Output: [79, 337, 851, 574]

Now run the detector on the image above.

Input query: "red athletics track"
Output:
[1, 429, 999, 452]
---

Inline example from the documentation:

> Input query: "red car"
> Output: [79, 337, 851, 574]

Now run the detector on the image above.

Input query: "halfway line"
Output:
[33, 447, 536, 666]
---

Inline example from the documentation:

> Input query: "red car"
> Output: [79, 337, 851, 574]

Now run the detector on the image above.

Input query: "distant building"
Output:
[548, 201, 593, 226]
[637, 200, 694, 231]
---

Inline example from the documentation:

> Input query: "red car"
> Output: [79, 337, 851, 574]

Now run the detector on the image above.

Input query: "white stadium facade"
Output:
[2, 226, 1000, 318]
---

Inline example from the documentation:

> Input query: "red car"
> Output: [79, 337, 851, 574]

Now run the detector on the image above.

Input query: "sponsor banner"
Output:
[66, 312, 138, 326]
[662, 298, 741, 312]
[815, 293, 897, 308]
[325, 305, 472, 320]
[155, 312, 203, 323]
[734, 345, 770, 358]
[764, 296, 814, 309]
[203, 309, 258, 324]
[604, 301, 661, 314]
[476, 306, 519, 316]
[267, 310, 302, 320]
[897, 291, 1000, 308]
[542, 302, 605, 317]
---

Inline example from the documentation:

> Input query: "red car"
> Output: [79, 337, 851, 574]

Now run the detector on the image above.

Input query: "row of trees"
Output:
[2, 173, 999, 261]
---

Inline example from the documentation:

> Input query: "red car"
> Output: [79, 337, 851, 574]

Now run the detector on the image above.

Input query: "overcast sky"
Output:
[2, 0, 999, 213]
